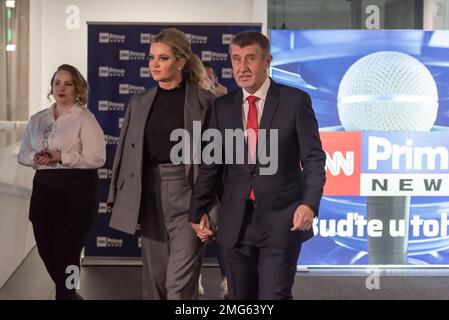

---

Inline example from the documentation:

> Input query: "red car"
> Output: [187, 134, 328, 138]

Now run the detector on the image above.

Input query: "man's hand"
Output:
[291, 204, 314, 232]
[190, 214, 215, 243]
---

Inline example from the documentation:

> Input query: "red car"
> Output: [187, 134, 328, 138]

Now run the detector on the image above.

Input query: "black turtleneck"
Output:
[144, 81, 186, 164]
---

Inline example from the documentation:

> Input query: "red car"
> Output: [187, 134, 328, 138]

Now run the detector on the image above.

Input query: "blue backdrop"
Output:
[86, 23, 261, 261]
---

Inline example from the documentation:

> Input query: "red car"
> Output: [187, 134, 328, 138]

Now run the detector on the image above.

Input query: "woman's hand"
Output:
[33, 152, 51, 166]
[44, 148, 62, 163]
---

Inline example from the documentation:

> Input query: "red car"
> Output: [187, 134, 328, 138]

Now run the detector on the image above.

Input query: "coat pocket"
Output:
[275, 185, 303, 208]
[118, 178, 126, 191]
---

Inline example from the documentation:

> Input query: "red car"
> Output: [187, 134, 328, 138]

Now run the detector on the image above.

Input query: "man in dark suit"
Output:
[189, 31, 326, 300]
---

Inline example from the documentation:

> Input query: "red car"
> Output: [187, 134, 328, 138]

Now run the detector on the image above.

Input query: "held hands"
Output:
[33, 149, 61, 166]
[291, 204, 315, 232]
[190, 214, 215, 243]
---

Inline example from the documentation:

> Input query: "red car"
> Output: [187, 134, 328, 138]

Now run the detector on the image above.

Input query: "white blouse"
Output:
[18, 103, 106, 170]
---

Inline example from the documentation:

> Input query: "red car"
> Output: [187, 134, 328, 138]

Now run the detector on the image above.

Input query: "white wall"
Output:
[29, 0, 268, 116]
[0, 142, 35, 289]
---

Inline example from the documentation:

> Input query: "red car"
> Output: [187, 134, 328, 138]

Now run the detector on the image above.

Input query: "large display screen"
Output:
[271, 30, 449, 265]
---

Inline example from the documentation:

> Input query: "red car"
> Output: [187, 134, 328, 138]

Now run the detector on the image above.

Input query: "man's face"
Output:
[230, 44, 272, 94]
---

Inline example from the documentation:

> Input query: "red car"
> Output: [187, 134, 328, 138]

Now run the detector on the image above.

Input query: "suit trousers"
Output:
[221, 201, 302, 300]
[29, 169, 98, 300]
[140, 164, 204, 300]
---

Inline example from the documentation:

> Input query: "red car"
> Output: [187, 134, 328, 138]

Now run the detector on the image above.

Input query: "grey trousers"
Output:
[139, 164, 204, 300]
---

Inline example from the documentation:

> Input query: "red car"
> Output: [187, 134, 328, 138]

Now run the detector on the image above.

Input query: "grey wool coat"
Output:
[107, 81, 218, 235]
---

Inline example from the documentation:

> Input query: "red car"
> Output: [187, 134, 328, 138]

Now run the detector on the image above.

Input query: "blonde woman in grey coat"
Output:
[107, 28, 217, 300]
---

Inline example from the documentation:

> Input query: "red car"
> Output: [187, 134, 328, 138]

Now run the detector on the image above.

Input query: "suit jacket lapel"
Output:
[136, 87, 158, 150]
[230, 89, 244, 131]
[251, 80, 280, 172]
[184, 81, 206, 179]
[137, 87, 158, 121]
[230, 90, 250, 169]
[259, 80, 280, 132]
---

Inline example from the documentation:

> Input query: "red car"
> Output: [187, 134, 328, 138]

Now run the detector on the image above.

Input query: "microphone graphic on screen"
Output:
[337, 51, 439, 264]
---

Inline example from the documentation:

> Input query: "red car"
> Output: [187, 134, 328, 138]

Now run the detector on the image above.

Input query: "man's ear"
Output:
[264, 54, 273, 70]
[265, 54, 273, 67]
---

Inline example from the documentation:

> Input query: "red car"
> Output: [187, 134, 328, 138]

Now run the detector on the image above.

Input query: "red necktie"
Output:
[246, 95, 259, 201]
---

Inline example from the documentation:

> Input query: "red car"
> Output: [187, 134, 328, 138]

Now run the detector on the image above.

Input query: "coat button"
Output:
[130, 172, 134, 178]
[131, 143, 135, 148]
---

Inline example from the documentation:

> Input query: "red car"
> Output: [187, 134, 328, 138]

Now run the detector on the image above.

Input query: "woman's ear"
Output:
[177, 57, 186, 71]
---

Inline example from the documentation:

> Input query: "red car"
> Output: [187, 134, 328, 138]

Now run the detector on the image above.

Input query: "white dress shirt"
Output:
[18, 103, 106, 170]
[241, 76, 271, 130]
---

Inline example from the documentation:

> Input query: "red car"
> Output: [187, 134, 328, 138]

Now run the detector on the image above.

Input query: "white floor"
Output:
[3, 247, 449, 300]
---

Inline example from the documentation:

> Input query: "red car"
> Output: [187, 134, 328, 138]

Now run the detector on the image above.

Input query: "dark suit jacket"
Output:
[189, 79, 326, 249]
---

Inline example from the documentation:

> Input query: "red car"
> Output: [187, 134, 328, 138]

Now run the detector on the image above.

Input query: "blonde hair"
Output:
[47, 64, 88, 107]
[151, 28, 214, 92]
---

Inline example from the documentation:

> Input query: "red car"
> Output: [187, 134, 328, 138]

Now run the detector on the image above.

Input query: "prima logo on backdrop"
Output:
[118, 117, 124, 129]
[119, 84, 129, 94]
[96, 237, 123, 248]
[140, 33, 156, 44]
[99, 32, 125, 43]
[98, 100, 125, 112]
[97, 168, 113, 180]
[98, 202, 113, 214]
[140, 67, 151, 78]
[98, 66, 109, 77]
[104, 134, 120, 145]
[222, 34, 233, 44]
[98, 66, 125, 77]
[201, 51, 228, 61]
[119, 50, 146, 61]
[361, 134, 449, 196]
[321, 132, 449, 196]
[185, 33, 208, 44]
[98, 100, 109, 111]
[119, 84, 146, 95]
[222, 68, 232, 79]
